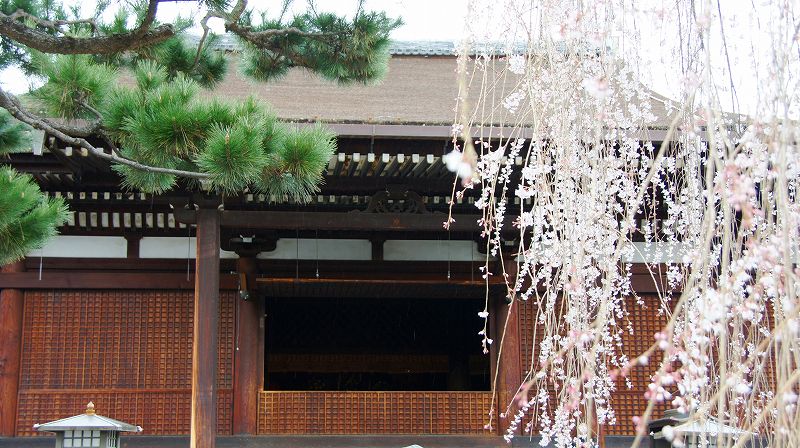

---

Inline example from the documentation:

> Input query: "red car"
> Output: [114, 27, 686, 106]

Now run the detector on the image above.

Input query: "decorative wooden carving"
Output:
[362, 185, 431, 214]
[221, 234, 278, 255]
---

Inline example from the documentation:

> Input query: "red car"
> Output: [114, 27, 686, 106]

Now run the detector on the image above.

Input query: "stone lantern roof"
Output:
[33, 402, 142, 433]
[650, 410, 750, 443]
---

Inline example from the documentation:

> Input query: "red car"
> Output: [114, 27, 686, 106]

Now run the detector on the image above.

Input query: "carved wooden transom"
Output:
[363, 185, 430, 214]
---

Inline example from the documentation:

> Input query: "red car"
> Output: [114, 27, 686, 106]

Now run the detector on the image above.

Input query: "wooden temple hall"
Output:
[0, 42, 672, 445]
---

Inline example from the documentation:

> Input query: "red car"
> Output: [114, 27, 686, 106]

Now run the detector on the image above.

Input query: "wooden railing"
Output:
[258, 391, 494, 434]
[16, 389, 232, 436]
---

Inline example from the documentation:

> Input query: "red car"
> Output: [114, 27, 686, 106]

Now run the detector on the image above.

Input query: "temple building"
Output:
[0, 42, 672, 446]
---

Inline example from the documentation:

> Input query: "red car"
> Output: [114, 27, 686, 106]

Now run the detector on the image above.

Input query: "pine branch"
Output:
[0, 85, 209, 180]
[223, 0, 339, 49]
[227, 22, 337, 48]
[192, 10, 225, 70]
[0, 0, 174, 55]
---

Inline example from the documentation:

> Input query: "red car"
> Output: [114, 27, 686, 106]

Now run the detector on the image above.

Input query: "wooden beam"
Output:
[191, 202, 221, 448]
[0, 272, 237, 290]
[256, 277, 504, 286]
[0, 261, 25, 436]
[256, 277, 504, 299]
[232, 257, 262, 435]
[173, 208, 515, 234]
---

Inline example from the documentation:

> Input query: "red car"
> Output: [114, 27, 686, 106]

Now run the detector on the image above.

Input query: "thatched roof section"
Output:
[207, 54, 676, 129]
[209, 56, 462, 126]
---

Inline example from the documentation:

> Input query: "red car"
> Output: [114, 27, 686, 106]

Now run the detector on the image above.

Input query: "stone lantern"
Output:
[33, 402, 142, 448]
[649, 410, 750, 448]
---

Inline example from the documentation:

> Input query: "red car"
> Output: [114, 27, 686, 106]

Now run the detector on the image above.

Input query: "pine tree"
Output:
[0, 0, 400, 263]
[0, 110, 68, 264]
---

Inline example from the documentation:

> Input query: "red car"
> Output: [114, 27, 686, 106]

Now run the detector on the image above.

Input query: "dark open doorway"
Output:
[265, 296, 490, 391]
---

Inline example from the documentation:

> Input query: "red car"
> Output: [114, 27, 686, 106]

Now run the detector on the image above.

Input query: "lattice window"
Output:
[63, 430, 100, 447]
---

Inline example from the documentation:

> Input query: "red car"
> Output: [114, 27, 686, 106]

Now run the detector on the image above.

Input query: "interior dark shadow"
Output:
[265, 296, 490, 391]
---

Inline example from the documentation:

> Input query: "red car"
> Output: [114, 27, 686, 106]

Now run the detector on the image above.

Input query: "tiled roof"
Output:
[387, 41, 456, 56]
[202, 34, 457, 56]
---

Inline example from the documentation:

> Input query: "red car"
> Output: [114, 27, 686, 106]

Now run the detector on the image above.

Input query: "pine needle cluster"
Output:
[97, 60, 334, 197]
[0, 109, 30, 154]
[142, 36, 227, 88]
[0, 166, 68, 265]
[256, 125, 334, 200]
[32, 53, 116, 119]
[240, 10, 400, 84]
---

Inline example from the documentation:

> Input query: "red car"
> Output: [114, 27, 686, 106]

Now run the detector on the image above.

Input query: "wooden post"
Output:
[0, 260, 25, 436]
[191, 200, 221, 448]
[232, 256, 263, 434]
[494, 258, 522, 436]
[124, 234, 141, 259]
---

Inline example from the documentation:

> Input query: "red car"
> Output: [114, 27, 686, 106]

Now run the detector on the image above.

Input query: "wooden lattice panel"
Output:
[517, 298, 538, 380]
[258, 391, 494, 434]
[17, 290, 235, 436]
[15, 389, 232, 436]
[604, 295, 669, 435]
[604, 391, 668, 436]
[21, 290, 234, 389]
[616, 295, 669, 388]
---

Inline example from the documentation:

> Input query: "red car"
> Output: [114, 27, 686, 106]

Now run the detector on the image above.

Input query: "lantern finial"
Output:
[85, 402, 96, 415]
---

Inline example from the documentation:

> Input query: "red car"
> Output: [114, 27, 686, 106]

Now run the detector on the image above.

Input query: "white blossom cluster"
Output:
[450, 1, 800, 447]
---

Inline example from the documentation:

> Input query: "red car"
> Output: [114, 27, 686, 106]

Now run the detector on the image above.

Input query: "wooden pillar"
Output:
[232, 256, 263, 434]
[0, 260, 25, 436]
[191, 201, 221, 448]
[494, 258, 522, 436]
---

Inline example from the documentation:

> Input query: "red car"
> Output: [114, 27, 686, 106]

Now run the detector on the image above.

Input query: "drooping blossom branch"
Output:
[450, 1, 800, 447]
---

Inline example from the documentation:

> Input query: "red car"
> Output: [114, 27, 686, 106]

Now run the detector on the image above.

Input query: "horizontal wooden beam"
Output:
[0, 272, 238, 290]
[3, 260, 670, 293]
[256, 277, 504, 286]
[22, 258, 487, 275]
[173, 208, 512, 234]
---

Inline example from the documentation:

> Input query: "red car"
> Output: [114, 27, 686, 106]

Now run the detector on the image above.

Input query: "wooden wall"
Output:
[16, 290, 235, 436]
[14, 287, 672, 437]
